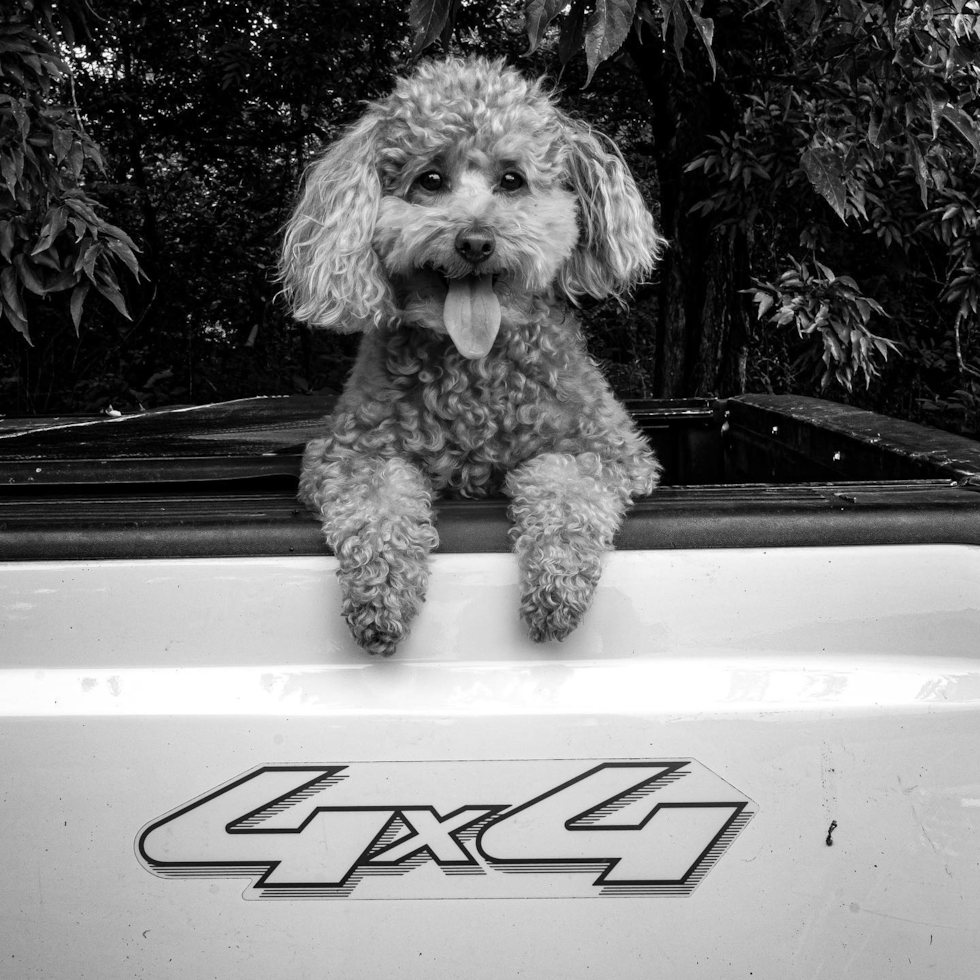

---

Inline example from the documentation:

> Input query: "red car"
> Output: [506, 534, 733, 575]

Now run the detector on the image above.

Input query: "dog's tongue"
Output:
[443, 274, 501, 359]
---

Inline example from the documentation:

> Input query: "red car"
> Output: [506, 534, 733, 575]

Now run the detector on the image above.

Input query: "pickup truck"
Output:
[2, 393, 978, 979]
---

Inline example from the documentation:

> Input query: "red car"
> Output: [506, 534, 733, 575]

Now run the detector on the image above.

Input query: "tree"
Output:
[679, 1, 980, 414]
[1, 0, 411, 412]
[0, 1, 141, 347]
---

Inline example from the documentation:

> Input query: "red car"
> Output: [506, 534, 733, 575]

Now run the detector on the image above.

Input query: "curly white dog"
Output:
[281, 56, 666, 656]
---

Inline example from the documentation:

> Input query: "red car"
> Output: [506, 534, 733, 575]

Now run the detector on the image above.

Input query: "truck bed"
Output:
[2, 394, 978, 979]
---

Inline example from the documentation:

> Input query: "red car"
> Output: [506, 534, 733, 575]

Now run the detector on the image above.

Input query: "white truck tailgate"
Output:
[2, 543, 978, 978]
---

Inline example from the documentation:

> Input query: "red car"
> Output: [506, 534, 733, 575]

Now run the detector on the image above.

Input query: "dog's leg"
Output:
[505, 452, 636, 643]
[301, 446, 438, 657]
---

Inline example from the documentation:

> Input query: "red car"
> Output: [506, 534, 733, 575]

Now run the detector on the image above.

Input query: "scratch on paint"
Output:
[850, 903, 976, 932]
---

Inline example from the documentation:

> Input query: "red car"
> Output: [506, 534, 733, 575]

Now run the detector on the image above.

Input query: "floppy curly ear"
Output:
[280, 114, 392, 332]
[556, 115, 667, 303]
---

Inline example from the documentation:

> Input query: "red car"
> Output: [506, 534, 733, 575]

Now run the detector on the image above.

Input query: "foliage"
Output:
[746, 257, 896, 390]
[1, 0, 411, 412]
[0, 1, 142, 346]
[3, 0, 980, 444]
[679, 3, 980, 407]
[411, 0, 716, 85]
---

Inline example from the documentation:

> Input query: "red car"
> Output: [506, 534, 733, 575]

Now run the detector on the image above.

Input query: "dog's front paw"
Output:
[334, 519, 437, 657]
[342, 596, 418, 658]
[518, 548, 603, 643]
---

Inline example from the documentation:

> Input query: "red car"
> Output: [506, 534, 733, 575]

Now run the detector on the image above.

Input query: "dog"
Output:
[280, 56, 666, 656]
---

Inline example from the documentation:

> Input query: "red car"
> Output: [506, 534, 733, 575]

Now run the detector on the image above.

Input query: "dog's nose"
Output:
[454, 227, 495, 265]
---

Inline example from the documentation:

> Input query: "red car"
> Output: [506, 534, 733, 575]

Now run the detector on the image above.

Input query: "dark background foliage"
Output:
[2, 0, 980, 439]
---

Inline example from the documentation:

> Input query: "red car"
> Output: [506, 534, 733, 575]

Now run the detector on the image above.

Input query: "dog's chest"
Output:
[387, 343, 578, 495]
[411, 370, 558, 474]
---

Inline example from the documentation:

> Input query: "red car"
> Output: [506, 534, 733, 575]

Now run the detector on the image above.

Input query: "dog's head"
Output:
[281, 56, 666, 358]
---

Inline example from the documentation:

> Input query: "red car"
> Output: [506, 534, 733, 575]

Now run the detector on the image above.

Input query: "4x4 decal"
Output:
[137, 760, 755, 899]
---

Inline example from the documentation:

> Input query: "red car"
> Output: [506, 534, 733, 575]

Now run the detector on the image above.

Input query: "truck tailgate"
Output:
[3, 543, 978, 978]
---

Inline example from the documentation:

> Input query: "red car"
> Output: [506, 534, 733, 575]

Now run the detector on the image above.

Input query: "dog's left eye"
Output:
[499, 172, 526, 192]
[416, 171, 444, 192]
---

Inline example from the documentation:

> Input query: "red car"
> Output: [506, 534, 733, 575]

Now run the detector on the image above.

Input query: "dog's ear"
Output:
[556, 115, 667, 302]
[280, 114, 393, 332]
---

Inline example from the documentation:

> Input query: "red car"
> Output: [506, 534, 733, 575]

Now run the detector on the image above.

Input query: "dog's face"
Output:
[281, 57, 666, 355]
[374, 139, 580, 357]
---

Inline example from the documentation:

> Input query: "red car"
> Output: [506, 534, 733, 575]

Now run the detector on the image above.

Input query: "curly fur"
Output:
[282, 56, 666, 655]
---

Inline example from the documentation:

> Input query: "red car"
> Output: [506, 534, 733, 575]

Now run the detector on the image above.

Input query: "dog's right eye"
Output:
[416, 171, 444, 192]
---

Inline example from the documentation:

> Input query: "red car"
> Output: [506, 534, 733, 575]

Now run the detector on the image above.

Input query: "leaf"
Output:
[67, 141, 84, 178]
[941, 104, 980, 154]
[584, 0, 636, 86]
[4, 61, 27, 92]
[0, 152, 17, 193]
[1, 294, 31, 343]
[12, 253, 46, 295]
[33, 205, 68, 255]
[778, 0, 822, 31]
[756, 292, 774, 318]
[69, 280, 89, 332]
[104, 238, 142, 279]
[32, 246, 62, 272]
[0, 220, 14, 262]
[558, 0, 588, 65]
[658, 0, 688, 67]
[94, 277, 132, 320]
[846, 178, 867, 219]
[9, 99, 29, 138]
[83, 142, 105, 172]
[523, 0, 564, 56]
[51, 126, 72, 164]
[409, 0, 454, 55]
[102, 222, 141, 254]
[438, 0, 460, 50]
[923, 86, 948, 140]
[1, 264, 26, 320]
[813, 259, 835, 281]
[906, 135, 929, 209]
[683, 0, 716, 76]
[58, 8, 77, 47]
[77, 241, 99, 278]
[801, 146, 847, 221]
[868, 104, 884, 147]
[64, 197, 101, 226]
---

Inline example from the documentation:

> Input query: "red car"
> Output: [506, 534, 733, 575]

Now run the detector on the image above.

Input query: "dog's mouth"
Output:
[443, 272, 501, 359]
[425, 266, 502, 360]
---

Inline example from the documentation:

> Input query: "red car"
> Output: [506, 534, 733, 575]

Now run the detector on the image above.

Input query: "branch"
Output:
[954, 312, 980, 380]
